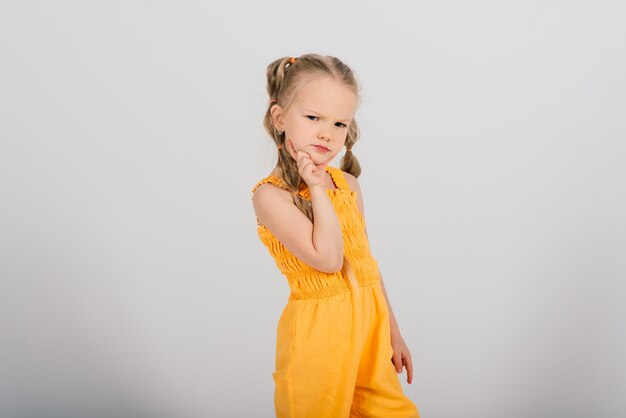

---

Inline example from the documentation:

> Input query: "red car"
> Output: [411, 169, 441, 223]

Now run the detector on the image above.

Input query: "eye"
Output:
[306, 115, 347, 128]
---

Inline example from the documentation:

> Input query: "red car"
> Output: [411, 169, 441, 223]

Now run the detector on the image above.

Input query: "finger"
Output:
[300, 153, 312, 167]
[405, 355, 413, 384]
[293, 144, 308, 164]
[291, 139, 312, 166]
[302, 155, 316, 173]
[392, 353, 403, 373]
[296, 151, 310, 171]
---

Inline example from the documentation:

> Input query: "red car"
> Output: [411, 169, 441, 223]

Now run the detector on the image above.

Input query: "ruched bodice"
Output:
[251, 165, 381, 300]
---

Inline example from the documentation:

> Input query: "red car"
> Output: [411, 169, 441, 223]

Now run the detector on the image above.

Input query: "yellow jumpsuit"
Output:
[252, 165, 420, 418]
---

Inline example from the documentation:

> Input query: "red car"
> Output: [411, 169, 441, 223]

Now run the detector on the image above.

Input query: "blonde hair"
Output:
[262, 53, 362, 222]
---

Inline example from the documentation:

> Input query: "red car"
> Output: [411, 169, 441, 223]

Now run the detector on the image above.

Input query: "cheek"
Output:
[293, 123, 314, 140]
[286, 130, 309, 150]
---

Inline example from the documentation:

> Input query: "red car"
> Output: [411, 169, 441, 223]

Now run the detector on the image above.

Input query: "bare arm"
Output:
[252, 182, 343, 273]
[309, 185, 344, 270]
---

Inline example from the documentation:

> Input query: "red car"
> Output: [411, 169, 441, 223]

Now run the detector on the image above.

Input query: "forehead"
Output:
[292, 77, 357, 118]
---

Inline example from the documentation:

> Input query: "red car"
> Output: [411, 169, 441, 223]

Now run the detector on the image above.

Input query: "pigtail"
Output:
[276, 148, 315, 223]
[339, 118, 362, 179]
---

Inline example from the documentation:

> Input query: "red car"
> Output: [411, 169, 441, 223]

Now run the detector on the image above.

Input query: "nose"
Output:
[318, 130, 331, 141]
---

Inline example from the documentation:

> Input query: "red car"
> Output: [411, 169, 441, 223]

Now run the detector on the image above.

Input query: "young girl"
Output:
[251, 54, 420, 418]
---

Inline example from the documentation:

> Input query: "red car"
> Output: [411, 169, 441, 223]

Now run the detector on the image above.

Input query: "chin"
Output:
[317, 153, 335, 164]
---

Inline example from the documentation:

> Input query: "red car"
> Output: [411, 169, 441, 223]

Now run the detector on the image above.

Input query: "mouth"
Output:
[312, 144, 330, 152]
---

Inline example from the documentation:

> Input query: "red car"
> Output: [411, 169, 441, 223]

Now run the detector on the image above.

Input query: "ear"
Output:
[270, 104, 285, 131]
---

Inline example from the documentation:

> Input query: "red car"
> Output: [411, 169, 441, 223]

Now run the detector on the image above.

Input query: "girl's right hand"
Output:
[288, 138, 333, 190]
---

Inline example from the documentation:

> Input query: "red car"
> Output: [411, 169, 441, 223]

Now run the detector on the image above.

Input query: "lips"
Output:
[313, 144, 330, 152]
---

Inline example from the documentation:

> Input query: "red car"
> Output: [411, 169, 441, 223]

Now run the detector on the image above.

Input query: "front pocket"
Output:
[274, 301, 301, 376]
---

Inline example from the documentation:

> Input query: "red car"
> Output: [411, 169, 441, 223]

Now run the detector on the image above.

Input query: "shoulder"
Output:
[251, 171, 288, 195]
[251, 176, 292, 210]
[340, 170, 362, 195]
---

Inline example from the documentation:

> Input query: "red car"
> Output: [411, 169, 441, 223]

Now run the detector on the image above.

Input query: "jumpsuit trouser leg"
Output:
[273, 273, 420, 417]
[349, 283, 420, 417]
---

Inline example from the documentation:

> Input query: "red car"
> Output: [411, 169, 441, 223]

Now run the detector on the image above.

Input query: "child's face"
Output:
[272, 77, 357, 165]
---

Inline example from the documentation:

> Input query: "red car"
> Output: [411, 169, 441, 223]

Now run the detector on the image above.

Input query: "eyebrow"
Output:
[302, 109, 351, 123]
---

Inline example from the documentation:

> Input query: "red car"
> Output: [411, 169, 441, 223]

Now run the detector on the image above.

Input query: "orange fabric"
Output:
[252, 165, 420, 417]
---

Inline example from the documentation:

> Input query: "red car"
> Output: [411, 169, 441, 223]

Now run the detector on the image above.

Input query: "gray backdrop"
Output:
[1, 1, 624, 417]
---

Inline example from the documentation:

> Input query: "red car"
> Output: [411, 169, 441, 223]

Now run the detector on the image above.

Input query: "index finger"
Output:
[405, 356, 413, 384]
[289, 139, 310, 161]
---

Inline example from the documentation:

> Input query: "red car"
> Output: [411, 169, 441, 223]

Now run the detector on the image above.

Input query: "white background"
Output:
[1, 1, 624, 417]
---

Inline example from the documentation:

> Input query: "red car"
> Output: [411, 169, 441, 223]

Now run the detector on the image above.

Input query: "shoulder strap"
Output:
[326, 166, 351, 191]
[251, 174, 291, 227]
[251, 174, 289, 196]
